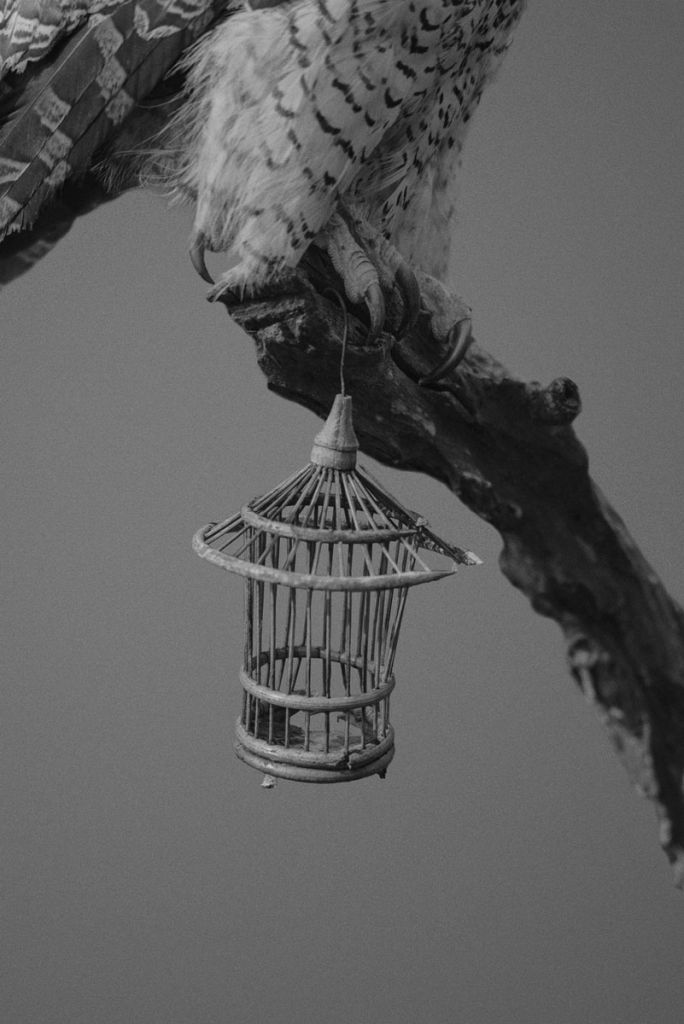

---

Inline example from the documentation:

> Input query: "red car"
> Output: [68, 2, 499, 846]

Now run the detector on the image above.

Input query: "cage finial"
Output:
[310, 393, 359, 469]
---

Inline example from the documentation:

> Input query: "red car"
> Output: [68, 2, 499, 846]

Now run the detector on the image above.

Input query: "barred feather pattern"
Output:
[160, 0, 525, 282]
[0, 0, 230, 243]
[0, 1, 120, 78]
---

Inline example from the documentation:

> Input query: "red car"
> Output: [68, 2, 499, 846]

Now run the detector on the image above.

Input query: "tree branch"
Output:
[218, 270, 684, 887]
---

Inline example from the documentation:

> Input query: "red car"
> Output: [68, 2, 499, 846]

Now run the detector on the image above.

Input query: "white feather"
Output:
[165, 1, 419, 280]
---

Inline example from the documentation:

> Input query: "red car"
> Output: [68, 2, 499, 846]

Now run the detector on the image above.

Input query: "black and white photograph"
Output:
[2, 3, 684, 1022]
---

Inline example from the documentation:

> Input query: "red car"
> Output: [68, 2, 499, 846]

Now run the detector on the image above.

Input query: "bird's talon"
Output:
[190, 233, 214, 284]
[394, 262, 421, 338]
[364, 281, 386, 340]
[419, 317, 473, 385]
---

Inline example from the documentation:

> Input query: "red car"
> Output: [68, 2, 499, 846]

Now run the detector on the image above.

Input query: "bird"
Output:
[0, 1, 526, 379]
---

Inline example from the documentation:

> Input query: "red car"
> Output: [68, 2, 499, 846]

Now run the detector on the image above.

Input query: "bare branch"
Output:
[218, 270, 684, 887]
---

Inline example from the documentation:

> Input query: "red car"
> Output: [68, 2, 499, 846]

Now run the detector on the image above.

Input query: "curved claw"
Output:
[364, 281, 386, 340]
[419, 317, 473, 386]
[189, 233, 214, 284]
[394, 262, 421, 338]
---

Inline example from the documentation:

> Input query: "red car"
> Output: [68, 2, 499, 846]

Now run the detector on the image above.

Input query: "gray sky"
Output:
[3, 3, 684, 1022]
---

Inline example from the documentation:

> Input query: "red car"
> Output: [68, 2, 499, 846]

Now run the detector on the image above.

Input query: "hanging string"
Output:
[324, 289, 349, 396]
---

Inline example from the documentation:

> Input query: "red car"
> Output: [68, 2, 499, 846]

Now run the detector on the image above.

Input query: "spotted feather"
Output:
[160, 0, 526, 283]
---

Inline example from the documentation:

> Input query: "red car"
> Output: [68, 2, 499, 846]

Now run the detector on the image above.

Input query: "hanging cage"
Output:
[193, 394, 479, 784]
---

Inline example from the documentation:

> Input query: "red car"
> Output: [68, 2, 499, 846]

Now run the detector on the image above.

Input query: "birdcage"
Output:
[193, 394, 479, 784]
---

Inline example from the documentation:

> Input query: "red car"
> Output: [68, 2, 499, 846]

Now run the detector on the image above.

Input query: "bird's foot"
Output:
[189, 230, 304, 303]
[413, 271, 474, 385]
[315, 211, 472, 382]
[316, 209, 420, 341]
[189, 232, 255, 301]
[191, 251, 301, 306]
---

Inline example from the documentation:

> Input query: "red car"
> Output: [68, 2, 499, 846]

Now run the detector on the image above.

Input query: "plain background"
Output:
[2, 3, 684, 1022]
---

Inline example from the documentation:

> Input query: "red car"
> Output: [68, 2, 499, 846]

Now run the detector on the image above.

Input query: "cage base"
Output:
[235, 739, 394, 783]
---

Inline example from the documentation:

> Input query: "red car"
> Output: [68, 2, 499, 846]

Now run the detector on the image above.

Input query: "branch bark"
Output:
[218, 269, 684, 887]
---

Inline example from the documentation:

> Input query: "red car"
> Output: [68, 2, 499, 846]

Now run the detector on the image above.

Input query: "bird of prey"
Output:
[0, 1, 525, 377]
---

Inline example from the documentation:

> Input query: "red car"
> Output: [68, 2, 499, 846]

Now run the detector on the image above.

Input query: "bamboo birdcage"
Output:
[194, 394, 479, 784]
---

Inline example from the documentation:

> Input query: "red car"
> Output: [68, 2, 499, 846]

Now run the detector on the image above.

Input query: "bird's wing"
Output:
[0, 0, 237, 283]
[0, 1, 122, 80]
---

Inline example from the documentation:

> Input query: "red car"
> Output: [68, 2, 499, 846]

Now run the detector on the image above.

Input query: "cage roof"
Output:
[194, 396, 480, 591]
